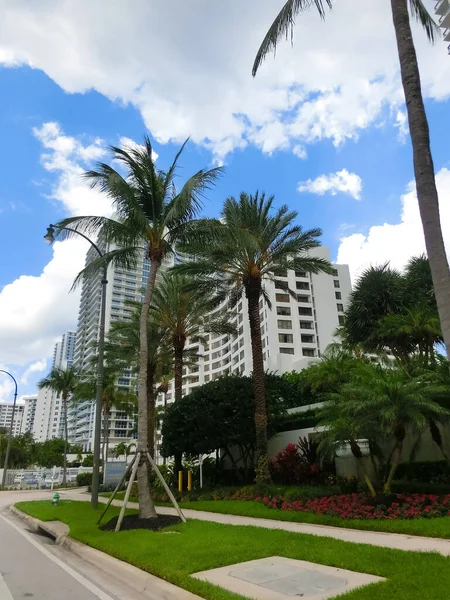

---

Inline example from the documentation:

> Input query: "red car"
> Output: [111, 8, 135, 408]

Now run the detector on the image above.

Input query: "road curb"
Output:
[10, 505, 201, 600]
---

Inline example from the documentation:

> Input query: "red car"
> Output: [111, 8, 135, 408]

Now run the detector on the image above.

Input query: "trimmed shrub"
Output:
[395, 461, 450, 484]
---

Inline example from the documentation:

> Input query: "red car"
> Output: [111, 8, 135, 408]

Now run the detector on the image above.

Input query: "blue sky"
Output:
[0, 0, 449, 402]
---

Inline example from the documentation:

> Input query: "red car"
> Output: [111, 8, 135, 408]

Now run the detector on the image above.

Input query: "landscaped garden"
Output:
[15, 500, 450, 600]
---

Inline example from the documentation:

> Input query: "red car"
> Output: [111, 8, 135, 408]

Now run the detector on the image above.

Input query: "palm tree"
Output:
[54, 138, 222, 518]
[176, 191, 332, 483]
[252, 0, 450, 361]
[337, 364, 450, 494]
[38, 366, 79, 485]
[74, 367, 137, 464]
[150, 272, 235, 403]
[106, 302, 171, 458]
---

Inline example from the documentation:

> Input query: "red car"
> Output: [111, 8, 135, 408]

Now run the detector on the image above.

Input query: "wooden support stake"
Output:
[97, 457, 135, 526]
[115, 452, 140, 532]
[146, 452, 186, 523]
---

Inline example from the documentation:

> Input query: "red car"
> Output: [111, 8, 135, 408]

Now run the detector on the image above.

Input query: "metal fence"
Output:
[0, 466, 93, 489]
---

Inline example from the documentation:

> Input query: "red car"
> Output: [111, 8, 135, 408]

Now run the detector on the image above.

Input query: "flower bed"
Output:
[258, 493, 450, 520]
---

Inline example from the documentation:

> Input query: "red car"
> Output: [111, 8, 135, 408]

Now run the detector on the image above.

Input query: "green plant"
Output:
[337, 476, 359, 494]
[176, 191, 332, 484]
[76, 472, 93, 486]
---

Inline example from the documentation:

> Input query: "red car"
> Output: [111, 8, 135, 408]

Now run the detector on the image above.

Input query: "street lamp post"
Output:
[44, 224, 107, 508]
[0, 370, 18, 488]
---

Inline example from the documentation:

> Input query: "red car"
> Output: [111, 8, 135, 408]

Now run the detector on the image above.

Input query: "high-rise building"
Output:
[0, 402, 24, 436]
[67, 245, 145, 451]
[435, 0, 450, 54]
[154, 246, 352, 459]
[33, 331, 76, 442]
[21, 395, 38, 434]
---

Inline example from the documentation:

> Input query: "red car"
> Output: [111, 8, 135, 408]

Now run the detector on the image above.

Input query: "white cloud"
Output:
[298, 169, 363, 200]
[0, 1, 448, 160]
[33, 122, 112, 217]
[21, 359, 47, 385]
[0, 239, 87, 366]
[0, 122, 120, 373]
[337, 168, 450, 282]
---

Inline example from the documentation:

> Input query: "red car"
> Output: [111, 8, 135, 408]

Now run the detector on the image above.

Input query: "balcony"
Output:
[435, 0, 449, 16]
[440, 9, 450, 29]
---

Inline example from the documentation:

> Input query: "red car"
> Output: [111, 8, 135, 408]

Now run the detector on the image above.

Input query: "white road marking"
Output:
[0, 515, 116, 600]
[0, 573, 14, 600]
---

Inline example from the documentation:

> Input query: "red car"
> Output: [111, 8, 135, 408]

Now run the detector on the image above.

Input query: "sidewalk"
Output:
[65, 489, 450, 556]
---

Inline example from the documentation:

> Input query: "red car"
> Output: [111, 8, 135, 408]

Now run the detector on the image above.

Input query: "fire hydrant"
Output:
[52, 492, 60, 505]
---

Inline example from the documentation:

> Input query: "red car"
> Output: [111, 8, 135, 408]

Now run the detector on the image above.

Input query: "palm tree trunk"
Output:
[384, 439, 403, 494]
[429, 419, 450, 463]
[62, 395, 68, 486]
[137, 255, 160, 519]
[390, 0, 450, 359]
[173, 340, 185, 402]
[105, 410, 110, 465]
[246, 282, 270, 485]
[102, 406, 108, 465]
[147, 362, 156, 458]
[163, 391, 168, 465]
[350, 440, 376, 497]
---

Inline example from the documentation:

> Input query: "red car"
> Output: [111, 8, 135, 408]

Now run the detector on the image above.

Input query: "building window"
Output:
[296, 281, 310, 290]
[297, 295, 310, 303]
[295, 270, 307, 278]
[331, 268, 339, 276]
[276, 293, 290, 303]
[302, 348, 316, 357]
[338, 315, 345, 325]
[277, 319, 292, 330]
[300, 320, 314, 330]
[298, 307, 313, 316]
[334, 280, 340, 288]
[280, 347, 295, 355]
[301, 334, 315, 343]
[337, 303, 344, 312]
[276, 306, 291, 316]
[335, 291, 342, 300]
[278, 333, 293, 343]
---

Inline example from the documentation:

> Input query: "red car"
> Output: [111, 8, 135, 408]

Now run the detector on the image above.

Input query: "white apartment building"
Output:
[154, 246, 351, 459]
[33, 331, 76, 442]
[20, 395, 38, 434]
[0, 402, 24, 436]
[435, 0, 450, 54]
[67, 245, 145, 451]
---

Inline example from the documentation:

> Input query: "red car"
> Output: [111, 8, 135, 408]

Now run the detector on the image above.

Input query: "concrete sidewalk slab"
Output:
[193, 556, 385, 600]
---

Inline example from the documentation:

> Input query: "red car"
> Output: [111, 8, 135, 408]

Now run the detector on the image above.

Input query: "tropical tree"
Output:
[114, 441, 136, 461]
[334, 363, 450, 494]
[176, 191, 332, 483]
[252, 0, 450, 360]
[106, 302, 170, 457]
[74, 367, 137, 463]
[150, 272, 235, 403]
[54, 138, 222, 518]
[38, 366, 79, 485]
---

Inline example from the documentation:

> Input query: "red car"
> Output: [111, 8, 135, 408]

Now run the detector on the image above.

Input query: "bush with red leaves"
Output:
[257, 492, 450, 520]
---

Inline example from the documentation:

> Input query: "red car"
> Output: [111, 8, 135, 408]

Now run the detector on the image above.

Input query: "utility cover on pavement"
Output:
[192, 556, 385, 600]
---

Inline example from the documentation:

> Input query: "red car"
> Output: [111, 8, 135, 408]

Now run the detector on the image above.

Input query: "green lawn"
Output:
[16, 500, 450, 600]
[103, 492, 450, 539]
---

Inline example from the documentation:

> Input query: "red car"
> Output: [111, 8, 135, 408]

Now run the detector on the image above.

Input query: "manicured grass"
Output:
[102, 492, 450, 539]
[16, 500, 450, 600]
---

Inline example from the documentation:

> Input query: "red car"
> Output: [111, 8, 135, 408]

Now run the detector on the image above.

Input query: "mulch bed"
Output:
[101, 513, 181, 531]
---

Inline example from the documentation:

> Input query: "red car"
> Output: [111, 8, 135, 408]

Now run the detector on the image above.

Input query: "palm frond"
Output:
[409, 0, 440, 42]
[252, 0, 332, 76]
[70, 246, 142, 290]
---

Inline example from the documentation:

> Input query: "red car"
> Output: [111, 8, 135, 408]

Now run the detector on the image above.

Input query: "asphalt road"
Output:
[0, 491, 116, 600]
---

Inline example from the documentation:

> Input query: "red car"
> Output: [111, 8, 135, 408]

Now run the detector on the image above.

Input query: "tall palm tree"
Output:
[176, 192, 332, 483]
[74, 367, 137, 464]
[106, 302, 171, 458]
[54, 138, 221, 518]
[38, 366, 79, 485]
[252, 0, 450, 360]
[337, 364, 450, 493]
[150, 272, 235, 403]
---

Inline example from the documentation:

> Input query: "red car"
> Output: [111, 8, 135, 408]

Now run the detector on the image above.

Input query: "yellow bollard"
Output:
[178, 470, 183, 492]
[187, 471, 192, 491]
